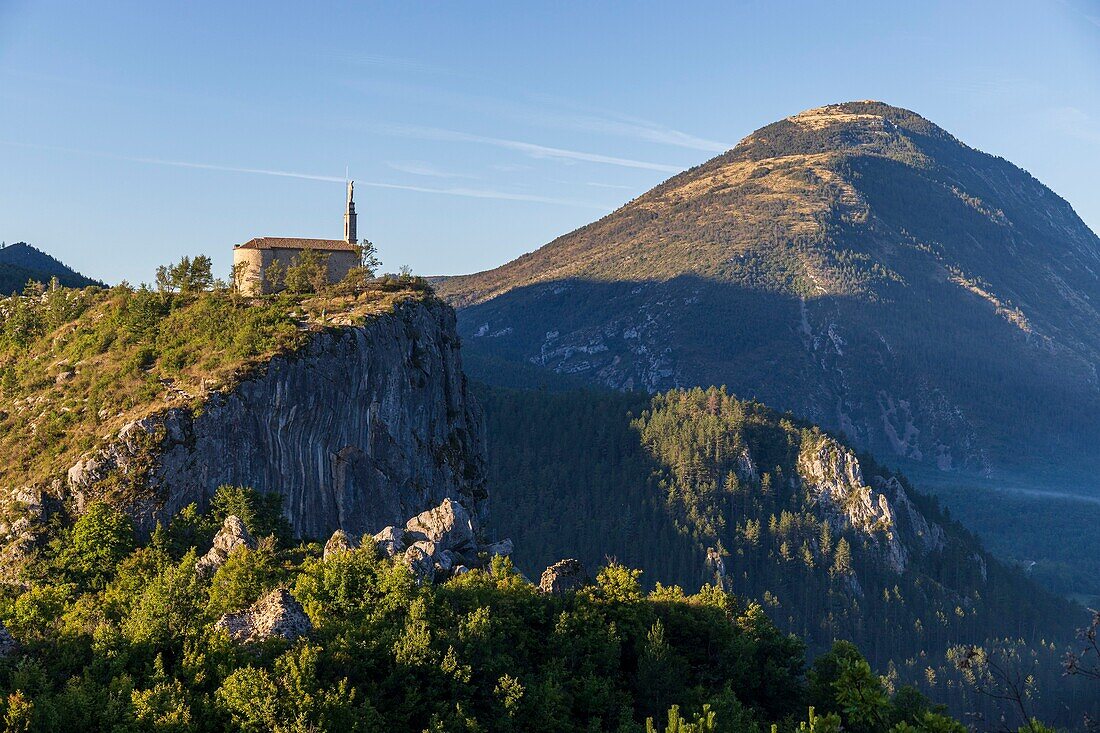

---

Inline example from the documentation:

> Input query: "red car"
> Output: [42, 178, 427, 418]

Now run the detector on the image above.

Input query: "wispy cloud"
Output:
[589, 119, 729, 152]
[377, 124, 681, 172]
[357, 181, 610, 209]
[489, 162, 533, 173]
[537, 110, 731, 152]
[341, 76, 728, 155]
[1052, 0, 1100, 30]
[550, 179, 635, 191]
[1046, 106, 1100, 144]
[328, 51, 455, 77]
[0, 139, 609, 209]
[134, 157, 347, 182]
[0, 139, 348, 182]
[583, 181, 635, 190]
[386, 161, 476, 179]
[146, 157, 609, 208]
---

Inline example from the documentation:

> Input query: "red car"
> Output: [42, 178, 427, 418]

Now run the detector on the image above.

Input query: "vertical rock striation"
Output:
[66, 298, 488, 540]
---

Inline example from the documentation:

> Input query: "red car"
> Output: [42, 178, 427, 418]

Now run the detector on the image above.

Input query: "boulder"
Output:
[404, 541, 437, 585]
[214, 588, 312, 644]
[373, 525, 406, 558]
[539, 559, 588, 595]
[196, 515, 255, 576]
[404, 498, 476, 553]
[323, 529, 359, 559]
[484, 538, 514, 558]
[0, 625, 18, 657]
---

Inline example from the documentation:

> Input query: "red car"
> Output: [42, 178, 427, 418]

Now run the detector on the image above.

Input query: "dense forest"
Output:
[0, 485, 1000, 733]
[477, 383, 1098, 726]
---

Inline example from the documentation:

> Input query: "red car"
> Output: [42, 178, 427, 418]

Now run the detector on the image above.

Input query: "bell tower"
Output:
[344, 180, 357, 244]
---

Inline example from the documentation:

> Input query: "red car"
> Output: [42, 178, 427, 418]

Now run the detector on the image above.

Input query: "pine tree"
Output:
[832, 538, 853, 576]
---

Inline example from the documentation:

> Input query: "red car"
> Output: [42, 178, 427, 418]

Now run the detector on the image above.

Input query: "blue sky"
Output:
[1, 0, 1098, 284]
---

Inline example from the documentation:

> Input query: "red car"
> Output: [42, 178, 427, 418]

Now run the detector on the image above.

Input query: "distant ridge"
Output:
[0, 242, 101, 294]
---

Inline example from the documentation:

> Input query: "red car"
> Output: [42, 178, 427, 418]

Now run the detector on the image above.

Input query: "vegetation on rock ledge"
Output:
[0, 264, 432, 490]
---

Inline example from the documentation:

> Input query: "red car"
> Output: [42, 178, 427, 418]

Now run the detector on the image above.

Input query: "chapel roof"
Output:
[236, 237, 356, 252]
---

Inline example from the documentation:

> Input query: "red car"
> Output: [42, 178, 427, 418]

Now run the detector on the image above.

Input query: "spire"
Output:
[344, 180, 357, 244]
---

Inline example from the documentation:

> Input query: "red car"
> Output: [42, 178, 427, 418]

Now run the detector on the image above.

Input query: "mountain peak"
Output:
[438, 101, 1100, 481]
[783, 100, 931, 131]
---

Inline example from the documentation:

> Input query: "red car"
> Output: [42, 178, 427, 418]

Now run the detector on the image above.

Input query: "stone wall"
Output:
[233, 247, 359, 296]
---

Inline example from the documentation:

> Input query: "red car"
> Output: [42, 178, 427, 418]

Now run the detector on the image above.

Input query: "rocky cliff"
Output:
[60, 297, 487, 540]
[796, 434, 946, 576]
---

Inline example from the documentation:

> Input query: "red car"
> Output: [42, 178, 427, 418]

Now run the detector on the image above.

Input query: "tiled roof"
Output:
[236, 237, 356, 252]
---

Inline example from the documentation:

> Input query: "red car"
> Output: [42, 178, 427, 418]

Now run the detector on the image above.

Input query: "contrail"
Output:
[377, 124, 682, 172]
[132, 156, 347, 182]
[357, 180, 610, 209]
[2, 139, 613, 209]
[0, 139, 346, 182]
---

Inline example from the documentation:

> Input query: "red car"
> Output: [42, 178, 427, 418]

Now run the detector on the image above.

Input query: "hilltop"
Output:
[437, 101, 1100, 485]
[0, 280, 430, 495]
[0, 242, 100, 294]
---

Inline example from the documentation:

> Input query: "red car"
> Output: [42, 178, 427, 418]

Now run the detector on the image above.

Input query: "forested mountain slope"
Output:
[0, 242, 99, 294]
[477, 382, 1096, 724]
[440, 101, 1100, 484]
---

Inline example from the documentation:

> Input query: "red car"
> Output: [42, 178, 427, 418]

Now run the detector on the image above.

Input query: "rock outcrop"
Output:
[798, 436, 910, 573]
[404, 498, 476, 553]
[214, 588, 312, 644]
[0, 485, 54, 582]
[539, 559, 588, 595]
[63, 299, 488, 541]
[796, 434, 957, 577]
[404, 541, 438, 585]
[323, 529, 359, 559]
[484, 538, 514, 558]
[875, 476, 946, 556]
[195, 515, 256, 576]
[706, 547, 729, 590]
[362, 498, 512, 584]
[372, 526, 405, 558]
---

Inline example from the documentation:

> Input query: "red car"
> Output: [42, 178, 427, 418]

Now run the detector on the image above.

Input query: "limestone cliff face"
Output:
[796, 434, 945, 574]
[66, 298, 488, 539]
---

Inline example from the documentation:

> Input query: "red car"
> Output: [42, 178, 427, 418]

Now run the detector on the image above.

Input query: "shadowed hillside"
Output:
[0, 242, 100, 294]
[438, 101, 1100, 486]
[476, 380, 1097, 725]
